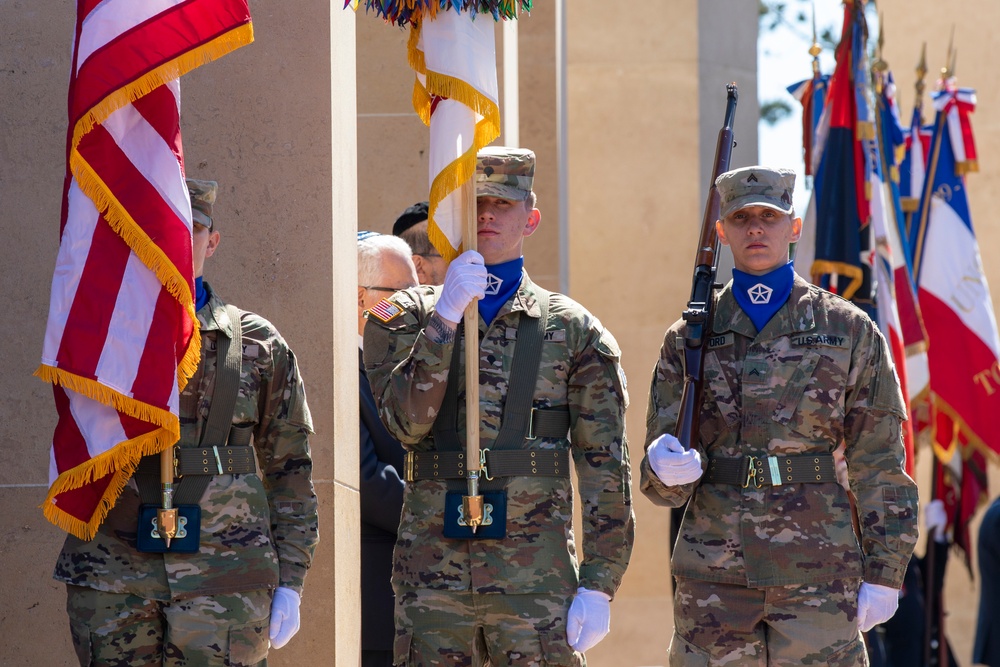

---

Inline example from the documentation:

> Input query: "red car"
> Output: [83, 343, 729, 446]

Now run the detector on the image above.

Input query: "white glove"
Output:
[856, 582, 899, 632]
[269, 587, 301, 649]
[924, 499, 949, 543]
[566, 587, 612, 654]
[435, 250, 487, 323]
[647, 433, 703, 486]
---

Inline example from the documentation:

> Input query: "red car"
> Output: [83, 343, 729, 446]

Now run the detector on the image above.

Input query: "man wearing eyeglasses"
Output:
[393, 201, 448, 285]
[357, 232, 418, 667]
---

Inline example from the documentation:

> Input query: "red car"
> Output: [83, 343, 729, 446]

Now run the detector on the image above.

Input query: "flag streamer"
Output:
[353, 0, 533, 26]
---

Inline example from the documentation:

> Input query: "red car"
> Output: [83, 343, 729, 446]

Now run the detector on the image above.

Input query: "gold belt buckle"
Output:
[744, 455, 763, 489]
[404, 452, 415, 482]
[480, 448, 494, 481]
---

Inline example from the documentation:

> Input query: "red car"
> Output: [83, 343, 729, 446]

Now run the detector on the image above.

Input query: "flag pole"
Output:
[461, 180, 484, 532]
[158, 448, 178, 547]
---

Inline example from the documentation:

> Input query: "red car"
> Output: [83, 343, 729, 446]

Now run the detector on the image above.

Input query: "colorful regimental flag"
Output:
[870, 70, 917, 476]
[788, 70, 828, 282]
[37, 0, 253, 540]
[412, 10, 501, 260]
[787, 71, 829, 179]
[899, 106, 932, 252]
[883, 86, 932, 443]
[807, 2, 877, 319]
[912, 79, 1000, 544]
[350, 2, 531, 259]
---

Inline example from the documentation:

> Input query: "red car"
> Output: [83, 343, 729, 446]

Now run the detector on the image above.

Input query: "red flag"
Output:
[38, 0, 253, 540]
[915, 81, 1000, 462]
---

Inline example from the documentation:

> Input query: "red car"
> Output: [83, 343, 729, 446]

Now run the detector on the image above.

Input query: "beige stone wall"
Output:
[0, 3, 353, 665]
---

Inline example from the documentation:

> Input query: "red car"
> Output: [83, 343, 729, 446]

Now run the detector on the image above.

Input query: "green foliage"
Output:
[761, 99, 793, 125]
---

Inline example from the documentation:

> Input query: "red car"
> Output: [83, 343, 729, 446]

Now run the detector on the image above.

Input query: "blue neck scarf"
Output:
[195, 276, 210, 312]
[480, 257, 524, 324]
[731, 262, 795, 333]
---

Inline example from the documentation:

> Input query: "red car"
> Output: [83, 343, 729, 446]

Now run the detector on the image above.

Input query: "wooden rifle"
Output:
[674, 83, 739, 449]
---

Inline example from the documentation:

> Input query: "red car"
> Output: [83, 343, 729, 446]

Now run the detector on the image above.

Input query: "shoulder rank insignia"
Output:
[368, 298, 403, 323]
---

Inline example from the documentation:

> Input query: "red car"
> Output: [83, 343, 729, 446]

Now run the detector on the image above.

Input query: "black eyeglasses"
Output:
[361, 285, 412, 293]
[414, 253, 442, 259]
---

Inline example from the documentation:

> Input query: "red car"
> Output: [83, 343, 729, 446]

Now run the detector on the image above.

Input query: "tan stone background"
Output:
[1, 1, 998, 665]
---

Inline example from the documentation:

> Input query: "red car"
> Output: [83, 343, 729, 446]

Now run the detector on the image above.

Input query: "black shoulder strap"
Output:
[490, 290, 549, 451]
[137, 305, 246, 506]
[173, 306, 244, 505]
[431, 289, 551, 454]
[200, 305, 243, 448]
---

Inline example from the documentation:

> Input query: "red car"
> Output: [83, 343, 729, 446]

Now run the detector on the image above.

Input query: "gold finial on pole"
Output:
[872, 12, 888, 91]
[941, 25, 955, 79]
[914, 42, 927, 123]
[808, 0, 822, 76]
[873, 14, 887, 70]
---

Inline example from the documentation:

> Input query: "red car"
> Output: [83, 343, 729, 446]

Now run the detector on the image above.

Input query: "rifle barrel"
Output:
[674, 83, 739, 450]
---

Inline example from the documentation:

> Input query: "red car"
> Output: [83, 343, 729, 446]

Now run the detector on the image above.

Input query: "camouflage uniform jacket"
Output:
[54, 283, 319, 599]
[363, 272, 635, 598]
[640, 274, 917, 589]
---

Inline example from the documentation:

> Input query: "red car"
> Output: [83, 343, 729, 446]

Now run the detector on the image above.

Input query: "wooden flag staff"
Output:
[460, 181, 485, 532]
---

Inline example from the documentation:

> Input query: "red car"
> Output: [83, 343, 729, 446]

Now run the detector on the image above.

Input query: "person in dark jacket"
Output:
[975, 496, 1000, 667]
[357, 231, 418, 667]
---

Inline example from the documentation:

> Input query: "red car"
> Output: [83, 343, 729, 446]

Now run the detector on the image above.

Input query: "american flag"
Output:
[38, 0, 252, 540]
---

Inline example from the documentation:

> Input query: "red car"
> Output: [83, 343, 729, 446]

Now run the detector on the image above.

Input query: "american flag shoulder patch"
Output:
[368, 298, 403, 323]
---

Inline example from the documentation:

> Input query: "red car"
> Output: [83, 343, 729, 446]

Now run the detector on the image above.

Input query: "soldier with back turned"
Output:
[55, 178, 319, 666]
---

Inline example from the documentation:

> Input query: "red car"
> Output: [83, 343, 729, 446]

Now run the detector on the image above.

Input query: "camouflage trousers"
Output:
[393, 586, 583, 667]
[668, 577, 868, 667]
[65, 584, 272, 667]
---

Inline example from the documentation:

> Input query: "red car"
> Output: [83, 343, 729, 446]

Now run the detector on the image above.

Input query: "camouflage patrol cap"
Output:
[716, 166, 795, 219]
[186, 178, 218, 231]
[476, 146, 535, 201]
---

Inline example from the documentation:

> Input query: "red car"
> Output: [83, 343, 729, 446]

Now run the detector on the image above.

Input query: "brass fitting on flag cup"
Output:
[158, 447, 178, 547]
[463, 471, 485, 533]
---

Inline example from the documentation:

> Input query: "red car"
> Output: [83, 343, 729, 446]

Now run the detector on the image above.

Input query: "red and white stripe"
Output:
[39, 0, 251, 539]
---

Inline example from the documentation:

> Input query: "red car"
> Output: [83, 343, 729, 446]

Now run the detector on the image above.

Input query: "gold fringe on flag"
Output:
[810, 259, 864, 301]
[35, 364, 182, 541]
[406, 20, 502, 262]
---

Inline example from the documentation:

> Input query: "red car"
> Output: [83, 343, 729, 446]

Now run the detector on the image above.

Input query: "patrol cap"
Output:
[476, 146, 535, 202]
[186, 178, 218, 231]
[392, 201, 429, 236]
[715, 166, 795, 219]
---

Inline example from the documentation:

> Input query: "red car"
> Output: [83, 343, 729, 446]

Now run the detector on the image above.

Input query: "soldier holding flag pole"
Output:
[355, 2, 634, 663]
[364, 146, 635, 665]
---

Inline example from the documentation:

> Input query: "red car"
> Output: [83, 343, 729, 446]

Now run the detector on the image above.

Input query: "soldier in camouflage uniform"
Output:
[364, 147, 635, 666]
[640, 166, 918, 666]
[55, 179, 319, 666]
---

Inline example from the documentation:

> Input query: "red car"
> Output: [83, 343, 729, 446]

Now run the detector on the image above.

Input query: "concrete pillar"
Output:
[0, 3, 358, 664]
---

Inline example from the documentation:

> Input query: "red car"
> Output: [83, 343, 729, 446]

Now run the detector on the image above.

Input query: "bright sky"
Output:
[757, 1, 847, 213]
